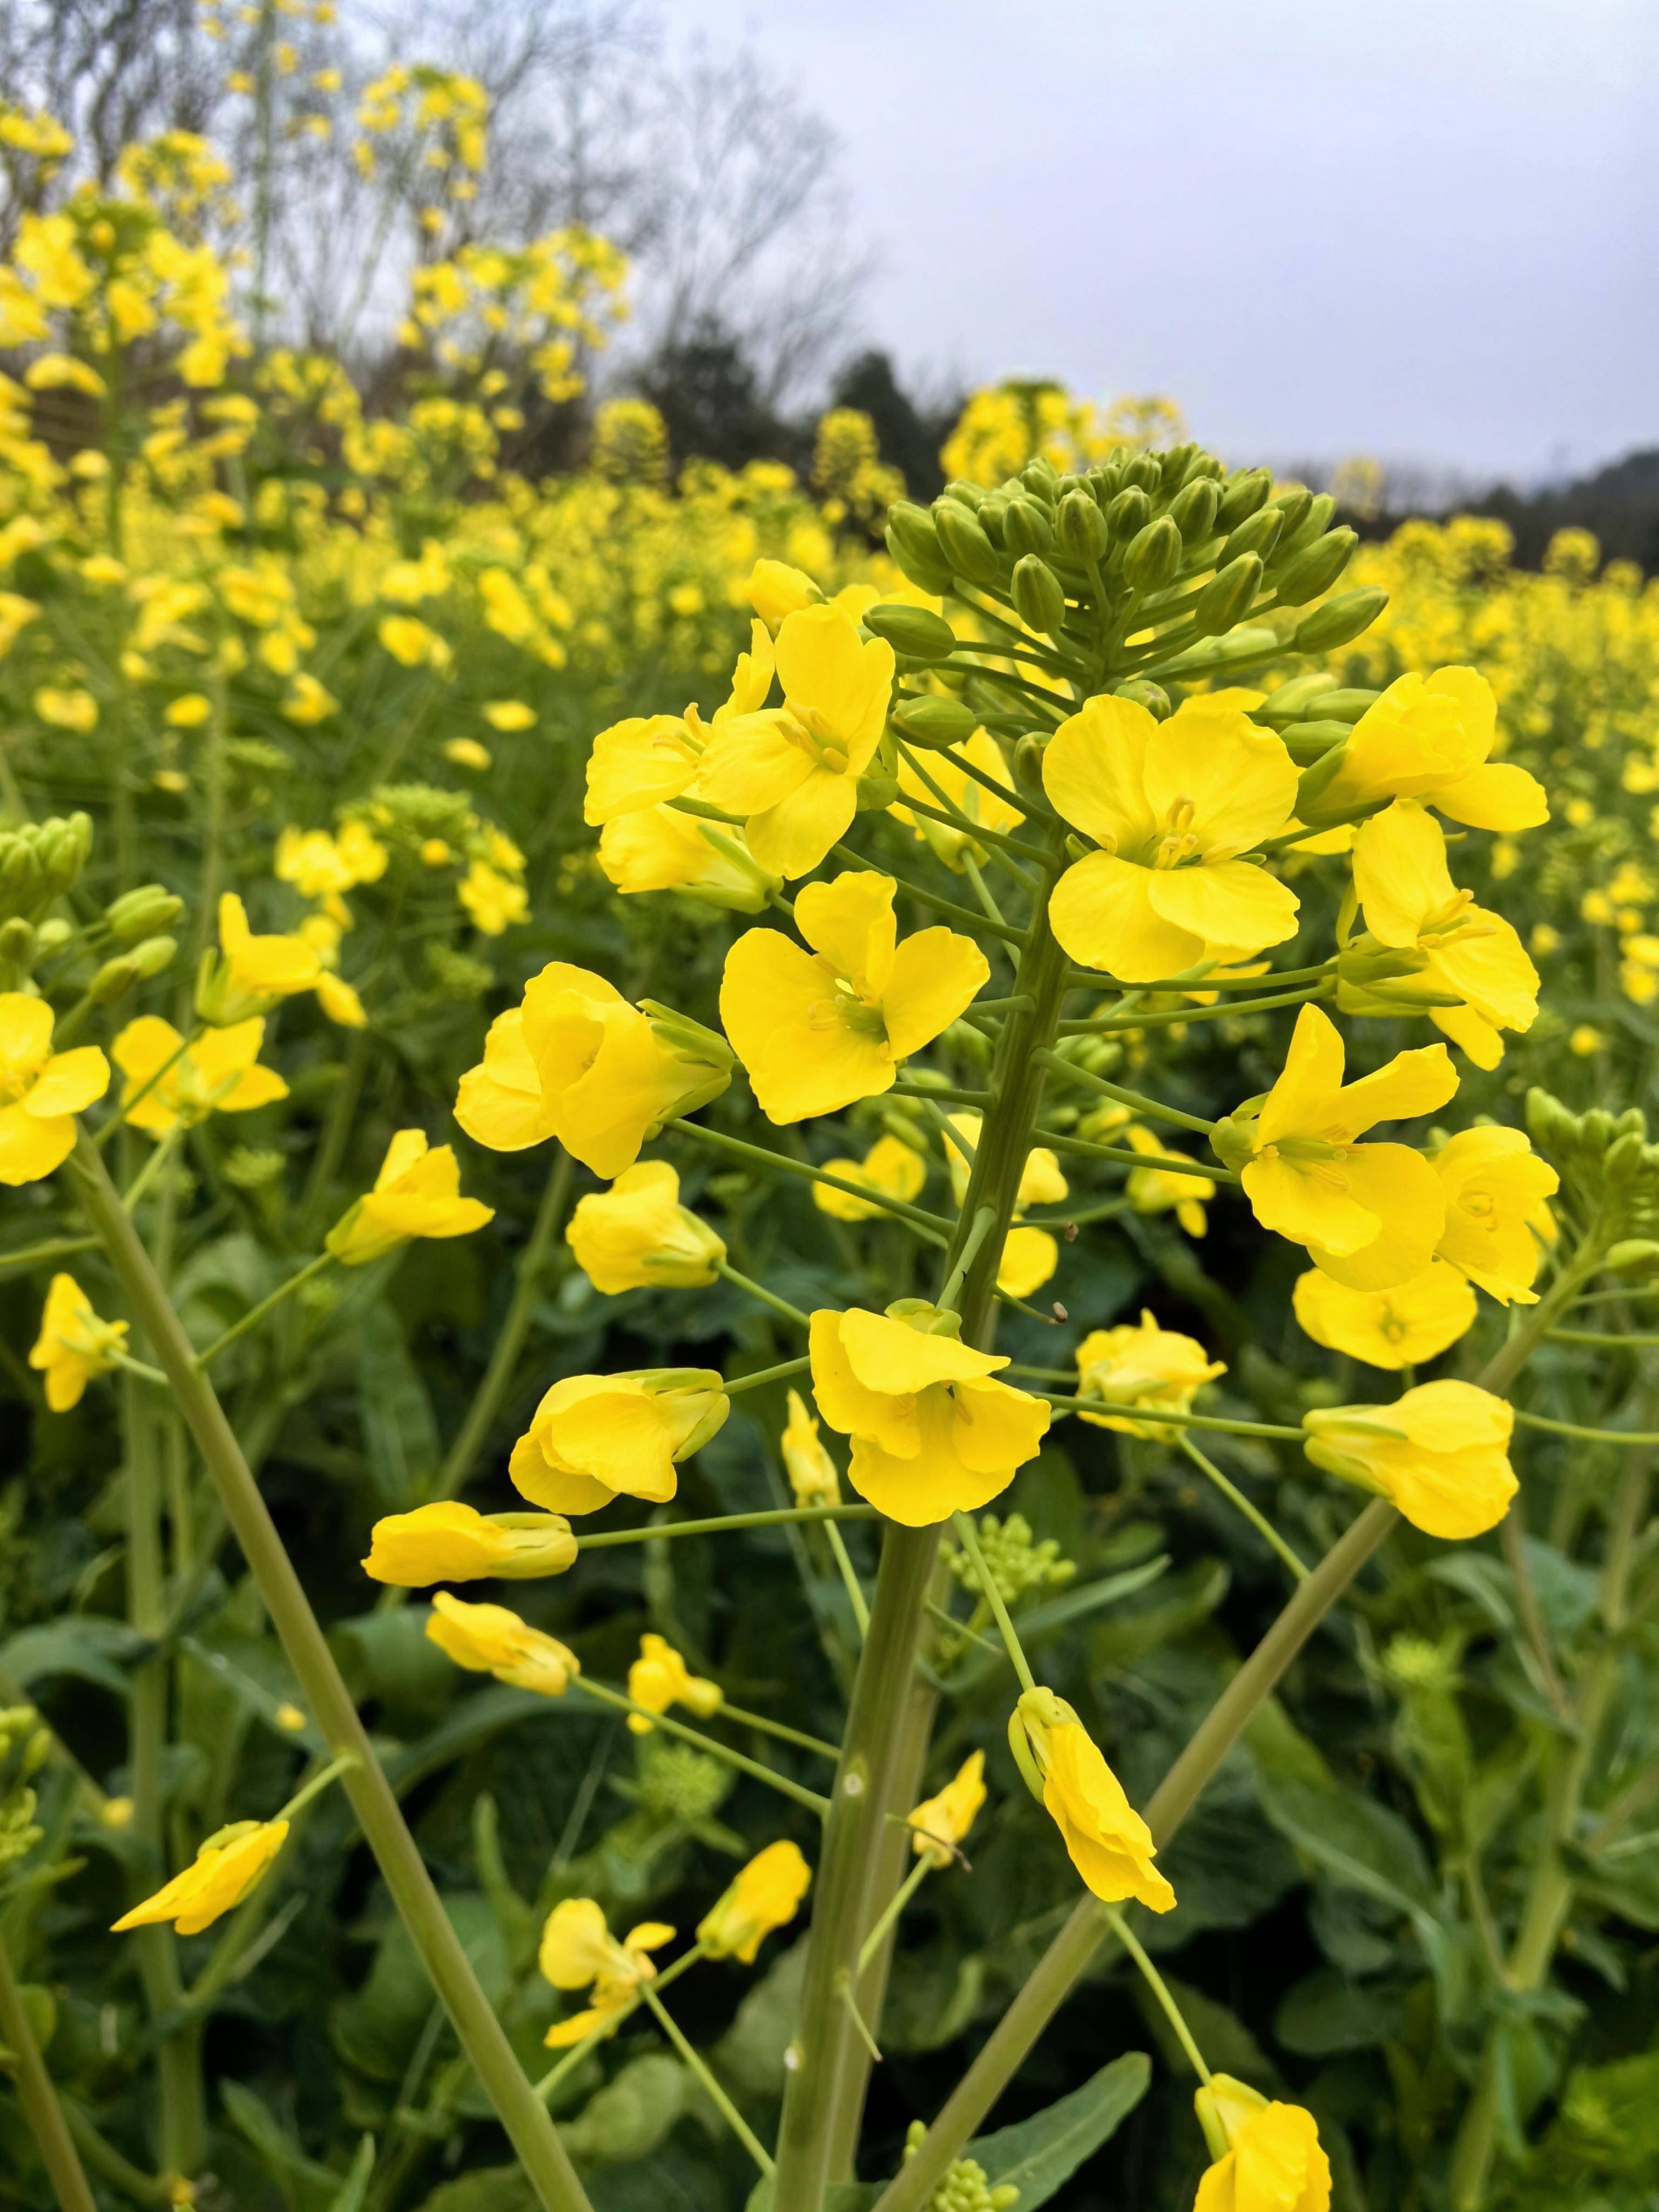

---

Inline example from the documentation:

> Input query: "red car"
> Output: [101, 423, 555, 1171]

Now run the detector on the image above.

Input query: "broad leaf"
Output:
[972, 2049, 1152, 2206]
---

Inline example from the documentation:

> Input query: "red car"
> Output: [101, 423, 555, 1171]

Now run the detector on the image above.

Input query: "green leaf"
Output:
[0, 1616, 145, 1697]
[971, 2049, 1152, 2206]
[221, 2080, 342, 2210]
[713, 1937, 806, 2102]
[1089, 1560, 1230, 1667]
[1276, 1967, 1404, 2055]
[356, 1299, 440, 1506]
[325, 2137, 376, 2212]
[413, 2166, 538, 2212]
[331, 1895, 505, 2082]
[561, 2052, 690, 2169]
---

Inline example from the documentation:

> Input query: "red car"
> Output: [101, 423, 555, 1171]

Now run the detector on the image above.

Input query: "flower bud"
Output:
[1012, 555, 1066, 636]
[1013, 732, 1048, 789]
[863, 603, 956, 662]
[891, 694, 979, 751]
[1121, 451, 1161, 494]
[1123, 515, 1181, 593]
[1276, 490, 1336, 556]
[1113, 679, 1171, 721]
[975, 493, 1009, 544]
[885, 502, 953, 594]
[1056, 489, 1109, 561]
[1274, 527, 1359, 606]
[855, 767, 901, 810]
[89, 952, 141, 1003]
[1266, 486, 1313, 541]
[1217, 504, 1284, 568]
[1190, 553, 1264, 638]
[1283, 718, 1354, 765]
[1256, 673, 1339, 725]
[1215, 464, 1272, 530]
[36, 918, 72, 953]
[0, 916, 32, 964]
[1020, 456, 1060, 497]
[941, 478, 987, 508]
[1169, 476, 1219, 542]
[1316, 687, 1382, 721]
[130, 934, 178, 979]
[1606, 1238, 1659, 1272]
[106, 884, 185, 942]
[1159, 441, 1198, 489]
[1293, 586, 1388, 652]
[1003, 497, 1056, 559]
[1105, 484, 1151, 539]
[934, 500, 1002, 585]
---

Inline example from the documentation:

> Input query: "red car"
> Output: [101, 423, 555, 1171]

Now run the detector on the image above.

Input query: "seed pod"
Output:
[1114, 679, 1171, 721]
[1274, 527, 1359, 606]
[1012, 555, 1067, 636]
[886, 502, 953, 593]
[934, 500, 1002, 584]
[1169, 477, 1219, 543]
[1218, 505, 1284, 568]
[891, 694, 979, 751]
[1003, 497, 1056, 559]
[1105, 485, 1151, 539]
[1216, 466, 1272, 531]
[1293, 586, 1387, 652]
[1123, 516, 1182, 594]
[1057, 489, 1109, 562]
[1190, 552, 1264, 637]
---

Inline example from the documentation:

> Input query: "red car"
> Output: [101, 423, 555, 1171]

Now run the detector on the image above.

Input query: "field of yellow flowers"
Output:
[2, 60, 1659, 2212]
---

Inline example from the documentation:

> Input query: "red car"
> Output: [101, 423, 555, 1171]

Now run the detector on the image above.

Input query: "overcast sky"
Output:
[658, 0, 1656, 486]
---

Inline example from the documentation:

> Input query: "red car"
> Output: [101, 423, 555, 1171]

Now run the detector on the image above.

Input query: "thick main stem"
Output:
[773, 861, 1072, 2208]
[70, 1137, 595, 2212]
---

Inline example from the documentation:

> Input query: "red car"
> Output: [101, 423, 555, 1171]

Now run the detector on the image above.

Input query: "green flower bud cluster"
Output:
[901, 2122, 1019, 2211]
[1250, 673, 1382, 764]
[222, 1146, 286, 1190]
[0, 812, 92, 925]
[635, 1739, 734, 1825]
[881, 442, 1385, 730]
[1526, 1088, 1659, 1255]
[346, 782, 478, 856]
[426, 943, 495, 1000]
[0, 1705, 48, 1874]
[947, 1512, 1076, 1607]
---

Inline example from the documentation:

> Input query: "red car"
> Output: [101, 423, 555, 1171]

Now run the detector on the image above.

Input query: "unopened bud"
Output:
[1169, 477, 1219, 542]
[1114, 679, 1171, 721]
[1256, 674, 1339, 725]
[0, 917, 32, 963]
[934, 500, 1002, 585]
[130, 934, 177, 979]
[1013, 732, 1048, 790]
[1266, 487, 1313, 541]
[36, 918, 72, 953]
[106, 884, 185, 942]
[1216, 466, 1272, 531]
[1606, 1239, 1659, 1272]
[1123, 515, 1182, 593]
[891, 695, 979, 751]
[864, 604, 956, 662]
[1121, 451, 1161, 494]
[855, 768, 900, 811]
[1057, 489, 1109, 562]
[1190, 553, 1264, 638]
[1274, 527, 1359, 607]
[1012, 555, 1067, 636]
[1277, 491, 1337, 556]
[1105, 485, 1151, 539]
[1293, 588, 1388, 653]
[885, 502, 953, 594]
[1020, 456, 1060, 498]
[1218, 504, 1284, 568]
[89, 953, 141, 1004]
[1003, 497, 1056, 559]
[1284, 719, 1354, 765]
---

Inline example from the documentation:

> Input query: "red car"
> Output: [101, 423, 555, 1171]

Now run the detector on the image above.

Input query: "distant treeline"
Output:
[1357, 449, 1659, 574]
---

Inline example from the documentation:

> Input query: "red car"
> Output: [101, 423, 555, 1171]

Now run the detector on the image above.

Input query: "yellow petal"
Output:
[1351, 799, 1455, 948]
[745, 768, 860, 881]
[794, 870, 896, 998]
[1041, 693, 1159, 851]
[1143, 705, 1298, 853]
[1434, 761, 1549, 831]
[839, 1306, 1004, 1394]
[1048, 852, 1199, 980]
[25, 1046, 110, 1118]
[1143, 859, 1299, 960]
[882, 928, 989, 1058]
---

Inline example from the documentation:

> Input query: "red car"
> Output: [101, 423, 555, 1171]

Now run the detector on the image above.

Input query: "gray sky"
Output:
[659, 0, 1656, 485]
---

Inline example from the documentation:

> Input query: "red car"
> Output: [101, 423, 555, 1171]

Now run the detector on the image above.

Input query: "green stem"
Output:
[856, 1853, 932, 1978]
[577, 1504, 878, 1550]
[68, 1136, 595, 2212]
[0, 1926, 98, 2212]
[572, 1678, 830, 1816]
[194, 1252, 334, 1370]
[716, 1258, 810, 1328]
[1179, 1436, 1309, 1581]
[1103, 1906, 1211, 2081]
[638, 1980, 775, 2176]
[1036, 1129, 1236, 1182]
[872, 1498, 1398, 2212]
[120, 1127, 183, 1215]
[951, 1510, 1035, 1693]
[1033, 1052, 1215, 1136]
[718, 1702, 842, 1761]
[1040, 1393, 1304, 1441]
[724, 1356, 811, 1397]
[825, 1519, 871, 1638]
[672, 1118, 952, 1241]
[1513, 1410, 1659, 1445]
[437, 1149, 574, 1498]
[62, 2101, 172, 2206]
[0, 1235, 98, 1278]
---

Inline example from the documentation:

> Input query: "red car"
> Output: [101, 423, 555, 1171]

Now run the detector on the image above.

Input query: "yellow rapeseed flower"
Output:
[908, 1750, 987, 1866]
[1304, 666, 1547, 830]
[584, 622, 774, 824]
[1303, 1380, 1515, 1538]
[747, 557, 820, 631]
[360, 1501, 576, 1585]
[0, 995, 110, 1184]
[698, 604, 894, 879]
[720, 870, 987, 1124]
[29, 1273, 128, 1410]
[200, 892, 321, 1021]
[1433, 1126, 1559, 1305]
[1073, 1311, 1225, 1439]
[1122, 1122, 1214, 1237]
[424, 1591, 579, 1696]
[509, 1370, 729, 1515]
[1193, 2076, 1331, 2212]
[1042, 694, 1300, 981]
[697, 1838, 811, 1960]
[325, 1128, 493, 1264]
[539, 1898, 674, 2047]
[598, 805, 777, 912]
[112, 1820, 288, 1936]
[893, 729, 1024, 871]
[483, 699, 534, 731]
[1292, 1263, 1476, 1370]
[565, 1159, 725, 1292]
[808, 1301, 1049, 1526]
[626, 1631, 724, 1735]
[1014, 1694, 1174, 1912]
[780, 1387, 840, 1505]
[113, 1015, 287, 1133]
[455, 962, 729, 1177]
[946, 1111, 1067, 1296]
[457, 858, 527, 934]
[1216, 1006, 1457, 1290]
[812, 1132, 927, 1221]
